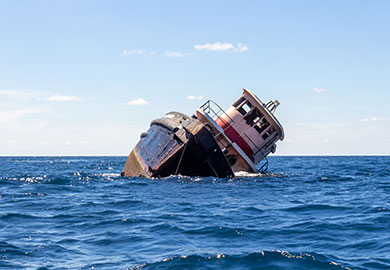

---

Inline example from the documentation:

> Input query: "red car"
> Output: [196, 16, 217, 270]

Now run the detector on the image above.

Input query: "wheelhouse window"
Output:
[261, 126, 275, 140]
[237, 100, 253, 115]
[254, 118, 269, 135]
[244, 107, 263, 126]
[233, 97, 245, 108]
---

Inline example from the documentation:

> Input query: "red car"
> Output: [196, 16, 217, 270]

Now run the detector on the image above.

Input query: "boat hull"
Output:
[122, 112, 234, 178]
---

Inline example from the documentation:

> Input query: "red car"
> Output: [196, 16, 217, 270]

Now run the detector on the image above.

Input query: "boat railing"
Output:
[257, 156, 268, 173]
[199, 100, 235, 127]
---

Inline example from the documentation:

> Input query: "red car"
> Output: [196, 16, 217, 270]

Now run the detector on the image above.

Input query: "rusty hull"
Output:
[122, 112, 234, 178]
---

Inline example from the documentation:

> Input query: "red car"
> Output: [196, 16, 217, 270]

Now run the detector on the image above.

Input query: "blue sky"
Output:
[1, 0, 389, 156]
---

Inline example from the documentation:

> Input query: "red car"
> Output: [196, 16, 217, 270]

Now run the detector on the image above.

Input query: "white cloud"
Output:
[235, 43, 249, 52]
[335, 124, 345, 128]
[187, 95, 203, 100]
[165, 51, 184, 57]
[313, 88, 325, 93]
[194, 42, 234, 51]
[127, 98, 149, 106]
[0, 108, 47, 124]
[0, 89, 31, 100]
[322, 139, 331, 143]
[122, 49, 145, 56]
[0, 89, 40, 101]
[42, 95, 82, 102]
[193, 42, 249, 52]
[81, 140, 92, 145]
[361, 117, 378, 122]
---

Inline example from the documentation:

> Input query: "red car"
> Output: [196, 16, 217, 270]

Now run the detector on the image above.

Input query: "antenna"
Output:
[265, 100, 280, 113]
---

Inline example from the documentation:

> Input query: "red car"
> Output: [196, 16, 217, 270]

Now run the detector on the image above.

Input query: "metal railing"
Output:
[257, 156, 269, 173]
[200, 100, 234, 124]
[199, 100, 236, 135]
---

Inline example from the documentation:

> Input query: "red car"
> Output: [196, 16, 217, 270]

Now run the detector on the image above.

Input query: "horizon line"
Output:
[1, 154, 390, 157]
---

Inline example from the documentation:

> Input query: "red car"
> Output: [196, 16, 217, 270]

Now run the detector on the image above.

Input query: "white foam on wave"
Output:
[234, 171, 264, 178]
[234, 171, 287, 178]
[101, 173, 121, 178]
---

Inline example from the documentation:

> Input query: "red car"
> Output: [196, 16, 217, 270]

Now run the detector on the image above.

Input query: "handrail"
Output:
[257, 156, 268, 173]
[199, 100, 235, 124]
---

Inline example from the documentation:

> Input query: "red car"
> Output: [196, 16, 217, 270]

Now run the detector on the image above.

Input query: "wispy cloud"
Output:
[194, 42, 234, 51]
[0, 89, 39, 101]
[187, 95, 203, 100]
[0, 89, 29, 100]
[122, 49, 145, 56]
[193, 42, 249, 52]
[122, 43, 248, 58]
[235, 43, 249, 52]
[335, 124, 345, 128]
[361, 117, 378, 122]
[127, 98, 149, 106]
[313, 88, 332, 94]
[313, 88, 326, 93]
[42, 95, 82, 102]
[165, 51, 184, 57]
[0, 108, 48, 124]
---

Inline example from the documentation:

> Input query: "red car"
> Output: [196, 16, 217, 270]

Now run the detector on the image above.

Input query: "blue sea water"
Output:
[0, 156, 389, 270]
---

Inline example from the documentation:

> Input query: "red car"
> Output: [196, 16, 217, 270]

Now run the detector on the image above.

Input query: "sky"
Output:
[1, 0, 389, 156]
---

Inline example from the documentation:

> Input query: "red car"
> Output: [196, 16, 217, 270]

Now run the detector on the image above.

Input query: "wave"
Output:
[129, 250, 353, 270]
[283, 204, 351, 213]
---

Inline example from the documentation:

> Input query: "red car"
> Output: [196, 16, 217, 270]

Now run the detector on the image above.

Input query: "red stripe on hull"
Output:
[216, 117, 254, 161]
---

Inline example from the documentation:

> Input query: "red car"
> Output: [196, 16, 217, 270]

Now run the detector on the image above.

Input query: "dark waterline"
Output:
[0, 156, 389, 269]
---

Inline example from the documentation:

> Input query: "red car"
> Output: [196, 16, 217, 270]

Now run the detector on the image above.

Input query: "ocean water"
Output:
[0, 156, 389, 270]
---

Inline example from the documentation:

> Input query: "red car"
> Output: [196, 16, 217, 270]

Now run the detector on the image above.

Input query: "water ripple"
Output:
[0, 156, 389, 269]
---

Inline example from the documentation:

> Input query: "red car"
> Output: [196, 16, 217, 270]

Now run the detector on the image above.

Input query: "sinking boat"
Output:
[122, 88, 284, 178]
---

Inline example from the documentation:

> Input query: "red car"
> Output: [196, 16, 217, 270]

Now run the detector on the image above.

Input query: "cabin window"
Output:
[261, 127, 275, 140]
[244, 107, 263, 126]
[254, 119, 269, 135]
[233, 97, 245, 108]
[237, 101, 253, 115]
